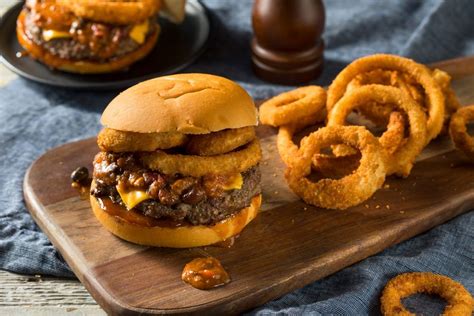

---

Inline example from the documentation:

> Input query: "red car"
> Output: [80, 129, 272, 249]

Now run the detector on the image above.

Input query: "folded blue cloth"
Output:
[1, 0, 473, 314]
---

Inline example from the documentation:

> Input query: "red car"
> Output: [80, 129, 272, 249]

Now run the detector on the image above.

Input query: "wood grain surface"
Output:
[22, 58, 474, 313]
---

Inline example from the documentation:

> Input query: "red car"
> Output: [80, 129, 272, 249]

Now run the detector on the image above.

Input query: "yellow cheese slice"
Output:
[42, 29, 72, 41]
[129, 20, 149, 44]
[116, 185, 151, 210]
[222, 173, 243, 191]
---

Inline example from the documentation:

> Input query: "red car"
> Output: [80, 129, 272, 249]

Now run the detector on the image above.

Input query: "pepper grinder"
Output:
[251, 0, 325, 84]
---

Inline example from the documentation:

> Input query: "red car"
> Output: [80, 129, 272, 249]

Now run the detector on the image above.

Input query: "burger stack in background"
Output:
[16, 0, 186, 74]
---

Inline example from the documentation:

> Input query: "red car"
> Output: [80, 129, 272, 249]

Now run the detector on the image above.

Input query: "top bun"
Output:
[101, 73, 258, 134]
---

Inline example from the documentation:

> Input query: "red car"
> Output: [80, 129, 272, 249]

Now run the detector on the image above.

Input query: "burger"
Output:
[16, 0, 185, 74]
[90, 73, 262, 247]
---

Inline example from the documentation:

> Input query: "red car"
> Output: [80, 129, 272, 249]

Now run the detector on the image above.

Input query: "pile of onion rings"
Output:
[57, 0, 161, 25]
[327, 85, 427, 177]
[380, 272, 473, 316]
[327, 54, 445, 141]
[449, 105, 474, 160]
[259, 53, 463, 209]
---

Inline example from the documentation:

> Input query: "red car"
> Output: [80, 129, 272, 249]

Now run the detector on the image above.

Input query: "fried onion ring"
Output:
[312, 153, 361, 179]
[186, 127, 256, 156]
[327, 54, 444, 141]
[140, 139, 262, 177]
[277, 114, 361, 177]
[449, 105, 474, 160]
[97, 128, 187, 152]
[277, 114, 323, 167]
[346, 70, 423, 126]
[327, 85, 427, 177]
[379, 111, 407, 156]
[433, 68, 462, 135]
[260, 86, 326, 127]
[57, 0, 161, 25]
[381, 272, 474, 316]
[330, 111, 408, 158]
[285, 126, 386, 210]
[345, 68, 459, 136]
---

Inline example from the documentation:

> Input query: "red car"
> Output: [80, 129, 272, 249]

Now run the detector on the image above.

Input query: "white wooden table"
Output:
[0, 2, 105, 314]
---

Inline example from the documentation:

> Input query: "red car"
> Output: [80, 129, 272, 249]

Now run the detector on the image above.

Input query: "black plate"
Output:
[0, 1, 210, 90]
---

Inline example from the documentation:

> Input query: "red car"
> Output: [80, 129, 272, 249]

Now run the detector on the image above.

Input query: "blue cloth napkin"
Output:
[1, 0, 473, 314]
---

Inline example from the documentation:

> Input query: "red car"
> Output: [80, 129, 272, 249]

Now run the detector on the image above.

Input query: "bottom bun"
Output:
[16, 9, 159, 74]
[90, 193, 262, 248]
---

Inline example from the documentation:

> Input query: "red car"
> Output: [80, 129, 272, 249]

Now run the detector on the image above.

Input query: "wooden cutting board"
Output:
[24, 56, 474, 315]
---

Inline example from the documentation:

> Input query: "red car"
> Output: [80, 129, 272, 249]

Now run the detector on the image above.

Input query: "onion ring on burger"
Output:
[380, 272, 474, 316]
[327, 85, 427, 177]
[56, 0, 161, 25]
[186, 127, 256, 156]
[449, 105, 474, 160]
[140, 139, 262, 177]
[285, 126, 386, 210]
[98, 128, 188, 152]
[260, 86, 326, 127]
[327, 54, 444, 141]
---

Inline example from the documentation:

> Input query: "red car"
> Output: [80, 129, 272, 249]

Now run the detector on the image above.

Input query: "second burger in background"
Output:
[16, 0, 186, 74]
[90, 73, 262, 247]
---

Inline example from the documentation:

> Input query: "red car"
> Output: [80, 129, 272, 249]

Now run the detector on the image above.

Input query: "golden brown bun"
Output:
[90, 193, 262, 248]
[16, 10, 160, 74]
[101, 73, 258, 134]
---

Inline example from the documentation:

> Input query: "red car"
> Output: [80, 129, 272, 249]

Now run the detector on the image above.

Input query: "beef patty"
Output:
[23, 8, 157, 61]
[91, 152, 261, 226]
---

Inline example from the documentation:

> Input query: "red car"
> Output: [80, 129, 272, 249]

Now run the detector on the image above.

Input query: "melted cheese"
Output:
[129, 20, 149, 44]
[42, 29, 72, 41]
[116, 172, 242, 210]
[116, 185, 151, 210]
[222, 173, 243, 191]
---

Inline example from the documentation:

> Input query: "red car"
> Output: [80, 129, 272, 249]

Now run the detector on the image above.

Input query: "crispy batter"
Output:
[344, 66, 460, 138]
[346, 70, 419, 126]
[285, 126, 386, 210]
[56, 0, 161, 25]
[97, 128, 187, 152]
[186, 127, 256, 156]
[432, 68, 462, 135]
[327, 85, 427, 177]
[381, 272, 474, 316]
[327, 54, 445, 141]
[332, 111, 407, 157]
[312, 153, 361, 179]
[277, 114, 323, 167]
[260, 86, 326, 127]
[379, 111, 407, 156]
[140, 139, 262, 177]
[449, 105, 474, 160]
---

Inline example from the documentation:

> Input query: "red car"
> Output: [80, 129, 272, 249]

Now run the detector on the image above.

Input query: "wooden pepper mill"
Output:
[251, 0, 325, 84]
